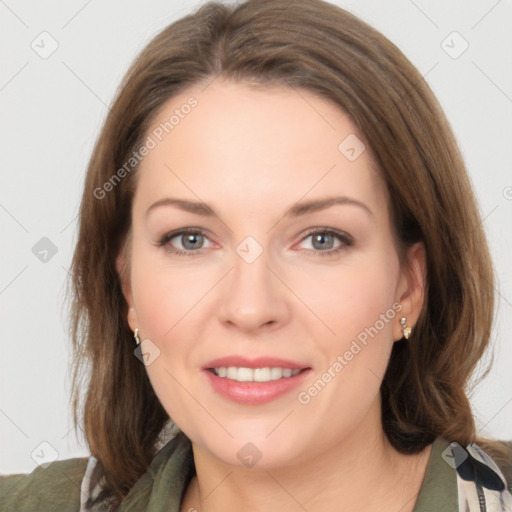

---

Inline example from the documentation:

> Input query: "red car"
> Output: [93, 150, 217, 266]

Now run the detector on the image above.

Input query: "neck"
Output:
[181, 402, 432, 512]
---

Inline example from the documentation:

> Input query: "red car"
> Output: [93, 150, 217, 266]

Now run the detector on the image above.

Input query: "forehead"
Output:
[135, 79, 387, 217]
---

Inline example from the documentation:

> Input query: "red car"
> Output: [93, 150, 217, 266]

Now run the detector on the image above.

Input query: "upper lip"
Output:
[203, 356, 311, 370]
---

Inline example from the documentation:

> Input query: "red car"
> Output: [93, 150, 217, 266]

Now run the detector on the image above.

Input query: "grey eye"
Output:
[179, 233, 205, 250]
[310, 233, 336, 250]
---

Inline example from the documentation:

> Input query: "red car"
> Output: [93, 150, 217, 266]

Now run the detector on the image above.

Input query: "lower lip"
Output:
[203, 368, 312, 405]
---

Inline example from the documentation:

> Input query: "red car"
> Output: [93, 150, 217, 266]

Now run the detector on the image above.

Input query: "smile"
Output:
[204, 367, 312, 405]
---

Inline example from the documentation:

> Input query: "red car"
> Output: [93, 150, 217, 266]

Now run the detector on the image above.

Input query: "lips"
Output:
[202, 355, 313, 404]
[203, 365, 312, 404]
[203, 356, 311, 371]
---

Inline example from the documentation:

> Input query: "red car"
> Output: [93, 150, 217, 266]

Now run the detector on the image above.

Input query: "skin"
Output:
[117, 79, 430, 512]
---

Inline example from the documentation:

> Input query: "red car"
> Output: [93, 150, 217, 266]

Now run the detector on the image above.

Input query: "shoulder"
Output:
[0, 456, 88, 512]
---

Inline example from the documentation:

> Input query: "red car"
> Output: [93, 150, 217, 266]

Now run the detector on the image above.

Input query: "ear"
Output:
[115, 245, 138, 332]
[393, 241, 427, 341]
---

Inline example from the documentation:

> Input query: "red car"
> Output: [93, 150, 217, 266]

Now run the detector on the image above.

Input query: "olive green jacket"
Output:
[1, 434, 511, 511]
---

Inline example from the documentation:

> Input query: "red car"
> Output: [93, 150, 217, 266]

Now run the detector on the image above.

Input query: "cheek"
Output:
[294, 248, 400, 408]
[294, 260, 399, 430]
[129, 251, 209, 425]
[294, 252, 399, 343]
[130, 247, 214, 339]
[129, 249, 223, 406]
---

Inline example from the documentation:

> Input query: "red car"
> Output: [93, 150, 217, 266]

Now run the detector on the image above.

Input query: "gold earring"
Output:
[134, 328, 141, 345]
[400, 317, 412, 340]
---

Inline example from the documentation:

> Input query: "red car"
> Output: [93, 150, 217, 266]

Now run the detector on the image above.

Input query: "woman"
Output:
[1, 0, 510, 511]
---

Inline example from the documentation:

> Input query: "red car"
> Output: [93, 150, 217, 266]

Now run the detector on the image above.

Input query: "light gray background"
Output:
[1, 0, 511, 473]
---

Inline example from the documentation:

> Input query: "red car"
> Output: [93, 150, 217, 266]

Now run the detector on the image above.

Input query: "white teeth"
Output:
[254, 367, 271, 382]
[237, 367, 254, 382]
[226, 367, 238, 380]
[270, 367, 283, 380]
[211, 366, 302, 382]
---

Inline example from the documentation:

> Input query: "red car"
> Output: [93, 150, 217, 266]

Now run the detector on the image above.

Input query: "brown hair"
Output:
[69, 0, 506, 508]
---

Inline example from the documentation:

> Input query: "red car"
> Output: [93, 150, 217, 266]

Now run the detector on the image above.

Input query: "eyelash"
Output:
[156, 227, 353, 257]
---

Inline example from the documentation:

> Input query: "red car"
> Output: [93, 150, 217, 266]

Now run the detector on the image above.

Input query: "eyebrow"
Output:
[145, 196, 374, 219]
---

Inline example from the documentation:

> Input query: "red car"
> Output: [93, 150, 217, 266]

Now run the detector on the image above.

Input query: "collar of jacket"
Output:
[81, 428, 195, 512]
[118, 432, 195, 512]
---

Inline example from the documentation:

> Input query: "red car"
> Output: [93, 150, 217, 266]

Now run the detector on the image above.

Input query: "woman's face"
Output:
[120, 79, 424, 468]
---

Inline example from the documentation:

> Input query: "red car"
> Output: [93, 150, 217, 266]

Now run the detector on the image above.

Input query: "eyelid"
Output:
[298, 226, 353, 241]
[156, 228, 215, 254]
[294, 227, 353, 254]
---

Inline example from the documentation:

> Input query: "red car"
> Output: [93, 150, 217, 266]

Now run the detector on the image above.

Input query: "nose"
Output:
[218, 246, 291, 333]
